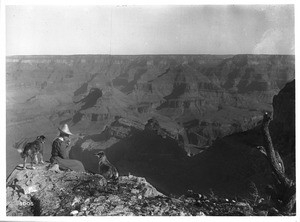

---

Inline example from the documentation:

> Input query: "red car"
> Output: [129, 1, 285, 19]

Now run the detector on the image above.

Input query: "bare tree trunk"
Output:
[261, 113, 295, 214]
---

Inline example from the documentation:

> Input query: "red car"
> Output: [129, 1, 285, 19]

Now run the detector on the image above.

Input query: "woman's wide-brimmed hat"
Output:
[58, 124, 73, 135]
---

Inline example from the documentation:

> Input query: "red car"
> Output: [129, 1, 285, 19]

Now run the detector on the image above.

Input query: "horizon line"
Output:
[6, 53, 295, 57]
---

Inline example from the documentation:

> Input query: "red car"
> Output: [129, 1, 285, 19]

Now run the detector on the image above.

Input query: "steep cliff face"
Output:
[272, 80, 295, 152]
[270, 80, 295, 180]
[6, 54, 294, 175]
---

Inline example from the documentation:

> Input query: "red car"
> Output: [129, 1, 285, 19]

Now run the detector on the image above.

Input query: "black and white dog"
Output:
[17, 135, 46, 169]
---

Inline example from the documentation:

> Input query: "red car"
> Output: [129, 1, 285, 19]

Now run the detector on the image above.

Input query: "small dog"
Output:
[94, 151, 119, 180]
[17, 135, 46, 169]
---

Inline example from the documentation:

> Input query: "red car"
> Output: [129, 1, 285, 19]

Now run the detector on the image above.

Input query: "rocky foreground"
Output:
[6, 163, 292, 216]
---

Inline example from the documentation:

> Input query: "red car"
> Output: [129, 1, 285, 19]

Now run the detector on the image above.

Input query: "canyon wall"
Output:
[6, 54, 295, 174]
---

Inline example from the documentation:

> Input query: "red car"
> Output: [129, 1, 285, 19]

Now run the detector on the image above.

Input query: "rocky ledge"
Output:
[7, 163, 291, 216]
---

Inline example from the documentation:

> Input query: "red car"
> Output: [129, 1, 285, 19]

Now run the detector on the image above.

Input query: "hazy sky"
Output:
[6, 5, 294, 55]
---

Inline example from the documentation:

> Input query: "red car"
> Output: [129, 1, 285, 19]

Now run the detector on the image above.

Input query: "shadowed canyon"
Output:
[6, 54, 295, 199]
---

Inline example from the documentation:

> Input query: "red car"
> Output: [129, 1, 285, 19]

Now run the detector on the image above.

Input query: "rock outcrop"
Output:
[6, 164, 166, 216]
[8, 163, 289, 216]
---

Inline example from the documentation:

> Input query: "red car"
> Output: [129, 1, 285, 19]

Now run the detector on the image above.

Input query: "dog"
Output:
[94, 151, 119, 180]
[17, 135, 46, 169]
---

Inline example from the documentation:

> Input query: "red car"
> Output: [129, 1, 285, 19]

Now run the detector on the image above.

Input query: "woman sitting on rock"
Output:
[50, 124, 85, 172]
